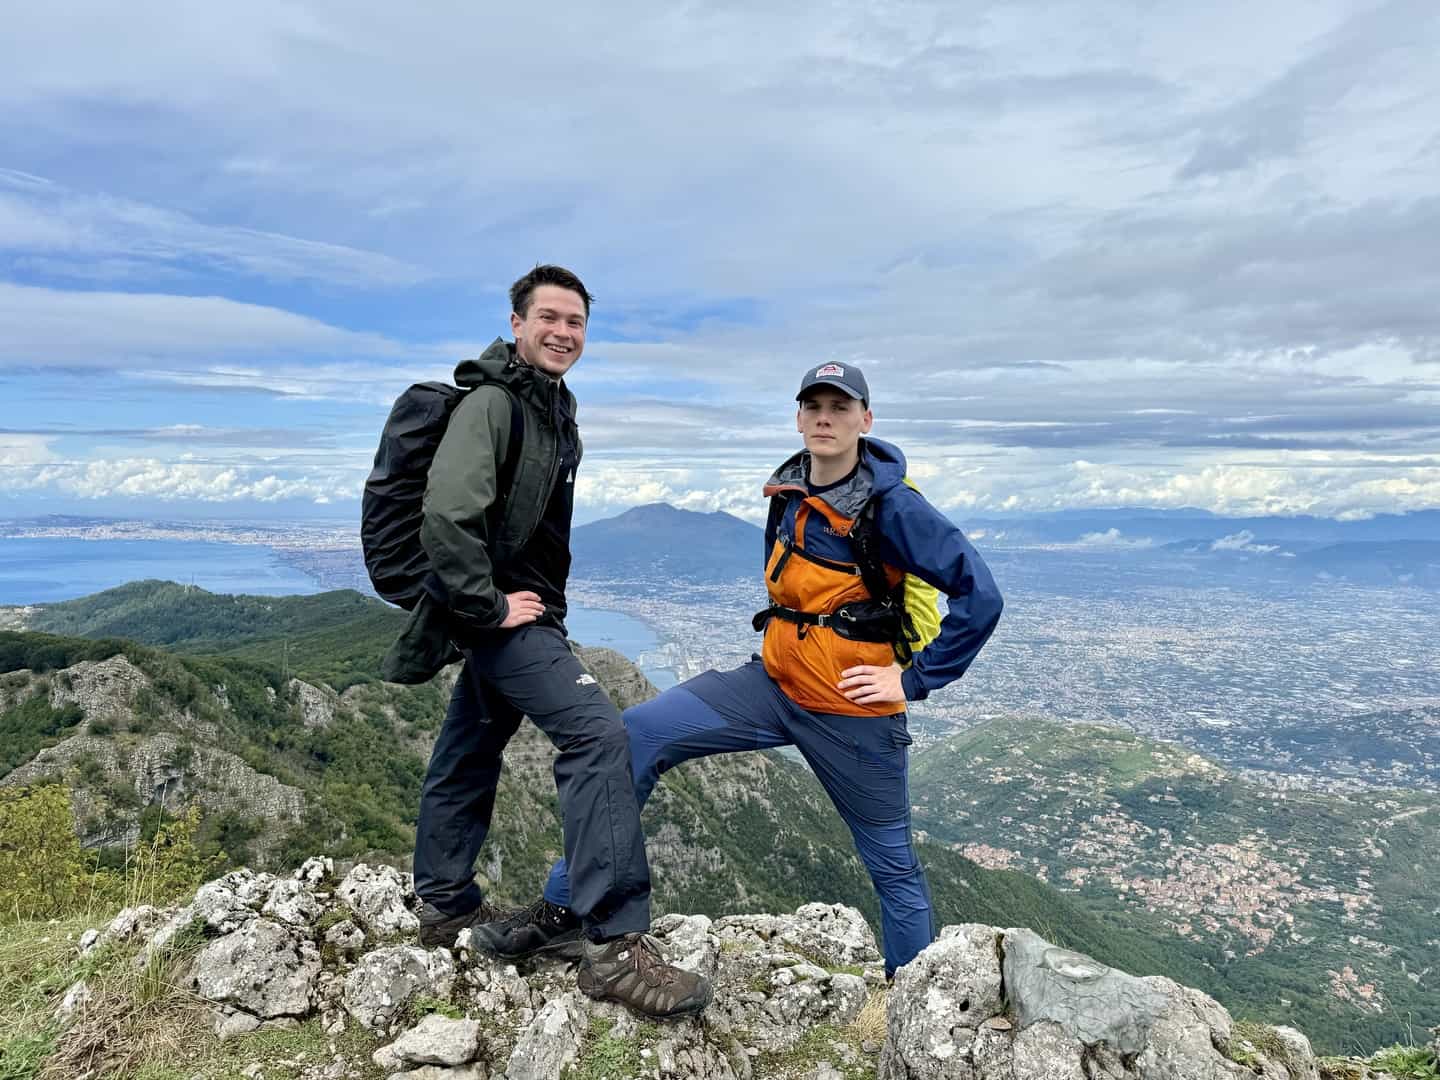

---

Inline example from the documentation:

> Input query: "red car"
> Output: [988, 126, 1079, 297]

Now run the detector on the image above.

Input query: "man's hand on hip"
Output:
[499, 590, 544, 628]
[838, 662, 907, 706]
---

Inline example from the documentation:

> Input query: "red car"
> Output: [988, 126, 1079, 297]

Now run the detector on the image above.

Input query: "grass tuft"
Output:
[1368, 1044, 1439, 1079]
[849, 990, 889, 1047]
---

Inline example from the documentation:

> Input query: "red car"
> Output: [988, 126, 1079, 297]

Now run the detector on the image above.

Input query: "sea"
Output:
[0, 536, 676, 688]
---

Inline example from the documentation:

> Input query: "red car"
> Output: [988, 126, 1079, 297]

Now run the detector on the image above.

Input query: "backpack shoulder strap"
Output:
[765, 492, 788, 548]
[848, 498, 894, 605]
[497, 384, 524, 493]
[850, 494, 920, 664]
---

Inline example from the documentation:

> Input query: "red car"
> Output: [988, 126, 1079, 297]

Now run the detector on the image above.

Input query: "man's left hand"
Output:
[838, 663, 907, 706]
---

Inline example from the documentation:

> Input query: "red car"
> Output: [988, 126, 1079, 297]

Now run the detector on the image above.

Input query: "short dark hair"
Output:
[510, 264, 594, 319]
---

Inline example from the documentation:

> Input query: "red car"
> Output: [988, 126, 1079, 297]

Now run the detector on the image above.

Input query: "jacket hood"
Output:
[764, 437, 907, 519]
[453, 338, 574, 415]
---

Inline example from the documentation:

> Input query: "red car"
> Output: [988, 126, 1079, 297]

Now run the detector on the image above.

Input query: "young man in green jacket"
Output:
[399, 265, 711, 1019]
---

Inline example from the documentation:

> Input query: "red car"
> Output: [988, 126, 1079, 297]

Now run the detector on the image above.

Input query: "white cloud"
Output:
[0, 283, 406, 366]
[0, 434, 58, 468]
[3, 456, 361, 504]
[1075, 528, 1155, 549]
[1211, 530, 1280, 554]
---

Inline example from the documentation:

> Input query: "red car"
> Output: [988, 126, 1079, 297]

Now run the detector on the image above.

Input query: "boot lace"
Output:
[622, 933, 677, 987]
[501, 897, 571, 932]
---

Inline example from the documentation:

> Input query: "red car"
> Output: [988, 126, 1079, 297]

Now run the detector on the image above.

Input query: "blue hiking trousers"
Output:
[541, 658, 933, 976]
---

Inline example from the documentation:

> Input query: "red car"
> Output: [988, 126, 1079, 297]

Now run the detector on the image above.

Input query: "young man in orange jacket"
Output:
[477, 362, 1004, 978]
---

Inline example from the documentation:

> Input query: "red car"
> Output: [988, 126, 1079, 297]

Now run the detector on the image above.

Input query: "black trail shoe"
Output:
[576, 933, 713, 1019]
[471, 897, 583, 959]
[417, 900, 511, 950]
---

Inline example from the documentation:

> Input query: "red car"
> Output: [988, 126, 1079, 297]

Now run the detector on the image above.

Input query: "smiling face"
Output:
[511, 284, 588, 378]
[797, 386, 872, 466]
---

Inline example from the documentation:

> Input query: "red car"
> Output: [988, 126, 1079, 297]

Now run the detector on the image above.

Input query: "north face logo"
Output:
[816, 363, 844, 378]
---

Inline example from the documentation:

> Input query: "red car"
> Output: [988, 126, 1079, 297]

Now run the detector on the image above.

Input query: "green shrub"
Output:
[0, 784, 93, 920]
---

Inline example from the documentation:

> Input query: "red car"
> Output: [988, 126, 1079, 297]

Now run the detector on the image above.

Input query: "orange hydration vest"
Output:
[760, 494, 908, 717]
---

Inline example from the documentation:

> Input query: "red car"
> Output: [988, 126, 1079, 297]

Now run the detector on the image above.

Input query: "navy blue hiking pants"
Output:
[541, 658, 933, 976]
[412, 624, 651, 940]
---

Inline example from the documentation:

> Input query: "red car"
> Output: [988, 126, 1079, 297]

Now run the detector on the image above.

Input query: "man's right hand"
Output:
[499, 590, 545, 628]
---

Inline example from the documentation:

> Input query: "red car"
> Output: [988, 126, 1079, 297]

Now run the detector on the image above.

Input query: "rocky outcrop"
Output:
[288, 677, 339, 729]
[46, 655, 149, 729]
[0, 605, 36, 632]
[0, 652, 305, 859]
[192, 917, 322, 1019]
[880, 924, 1319, 1080]
[72, 861, 1331, 1080]
[2, 729, 304, 857]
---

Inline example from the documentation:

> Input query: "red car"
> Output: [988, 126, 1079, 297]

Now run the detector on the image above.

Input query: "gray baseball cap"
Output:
[795, 362, 869, 405]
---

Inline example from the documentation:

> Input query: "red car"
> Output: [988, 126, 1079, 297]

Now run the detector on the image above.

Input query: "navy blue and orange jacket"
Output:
[761, 437, 1003, 717]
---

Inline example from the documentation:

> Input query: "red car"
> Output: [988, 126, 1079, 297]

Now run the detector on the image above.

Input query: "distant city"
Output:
[4, 509, 1436, 797]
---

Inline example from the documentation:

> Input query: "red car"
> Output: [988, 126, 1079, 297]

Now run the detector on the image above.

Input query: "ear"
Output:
[510, 310, 523, 337]
[796, 408, 804, 433]
[861, 408, 874, 433]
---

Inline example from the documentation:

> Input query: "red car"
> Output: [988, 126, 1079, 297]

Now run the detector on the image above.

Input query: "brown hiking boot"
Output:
[576, 933, 713, 1018]
[417, 899, 511, 950]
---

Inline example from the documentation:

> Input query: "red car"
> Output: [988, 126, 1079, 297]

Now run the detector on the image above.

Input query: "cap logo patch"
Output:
[815, 364, 845, 377]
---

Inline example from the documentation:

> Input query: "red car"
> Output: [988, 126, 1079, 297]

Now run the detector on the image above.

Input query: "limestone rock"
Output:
[880, 924, 1003, 1080]
[389, 1066, 486, 1080]
[1131, 977, 1248, 1078]
[880, 927, 1282, 1080]
[289, 678, 339, 729]
[715, 902, 881, 969]
[388, 1015, 484, 1067]
[343, 946, 456, 1034]
[191, 918, 321, 1019]
[652, 912, 720, 979]
[216, 1011, 263, 1040]
[338, 863, 420, 937]
[55, 980, 91, 1024]
[48, 655, 149, 730]
[504, 992, 587, 1080]
[105, 904, 167, 944]
[295, 856, 334, 886]
[69, 863, 1339, 1080]
[325, 919, 367, 961]
[1003, 927, 1172, 1055]
[264, 878, 325, 927]
[1271, 1027, 1319, 1080]
[1010, 1021, 1085, 1078]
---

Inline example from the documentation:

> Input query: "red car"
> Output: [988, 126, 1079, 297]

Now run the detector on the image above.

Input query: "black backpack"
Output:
[361, 381, 522, 610]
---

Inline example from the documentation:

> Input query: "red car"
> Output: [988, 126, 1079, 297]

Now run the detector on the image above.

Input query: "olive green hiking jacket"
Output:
[380, 338, 581, 683]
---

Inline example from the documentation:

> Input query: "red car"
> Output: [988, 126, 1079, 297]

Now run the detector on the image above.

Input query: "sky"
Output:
[1, 0, 1438, 527]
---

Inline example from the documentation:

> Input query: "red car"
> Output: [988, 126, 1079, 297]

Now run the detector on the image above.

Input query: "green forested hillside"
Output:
[27, 581, 406, 688]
